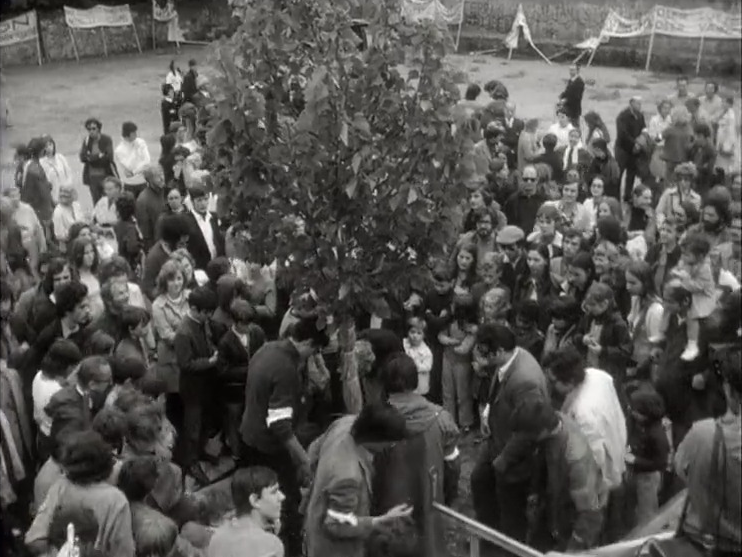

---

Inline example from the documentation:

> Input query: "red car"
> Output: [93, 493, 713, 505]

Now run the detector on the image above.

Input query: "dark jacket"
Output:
[239, 340, 306, 454]
[560, 76, 585, 120]
[661, 124, 693, 164]
[486, 347, 549, 483]
[534, 150, 564, 184]
[574, 310, 633, 384]
[79, 134, 116, 186]
[615, 107, 647, 160]
[173, 315, 217, 400]
[114, 220, 143, 274]
[217, 326, 266, 400]
[46, 386, 92, 441]
[142, 242, 171, 300]
[645, 243, 682, 295]
[21, 161, 53, 222]
[161, 98, 179, 135]
[501, 118, 525, 169]
[504, 190, 546, 235]
[135, 186, 166, 252]
[690, 140, 717, 195]
[584, 154, 622, 200]
[556, 145, 593, 176]
[183, 212, 225, 271]
[181, 70, 198, 104]
[629, 418, 670, 474]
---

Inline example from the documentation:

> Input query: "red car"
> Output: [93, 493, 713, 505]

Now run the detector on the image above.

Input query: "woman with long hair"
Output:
[514, 243, 552, 329]
[451, 242, 478, 296]
[625, 260, 664, 381]
[158, 133, 177, 184]
[584, 110, 611, 151]
[69, 236, 104, 319]
[39, 135, 72, 204]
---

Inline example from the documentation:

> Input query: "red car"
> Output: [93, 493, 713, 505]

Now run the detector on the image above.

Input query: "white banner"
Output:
[64, 5, 134, 29]
[505, 3, 533, 50]
[402, 0, 464, 25]
[0, 10, 39, 47]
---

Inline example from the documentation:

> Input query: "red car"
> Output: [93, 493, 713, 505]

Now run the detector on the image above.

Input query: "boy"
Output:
[51, 184, 88, 249]
[207, 467, 285, 557]
[403, 316, 433, 396]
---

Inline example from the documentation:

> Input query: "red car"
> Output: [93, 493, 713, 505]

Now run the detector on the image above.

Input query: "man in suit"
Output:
[46, 355, 112, 440]
[559, 63, 585, 129]
[470, 324, 550, 547]
[615, 96, 647, 202]
[500, 101, 524, 171]
[557, 128, 593, 178]
[174, 286, 219, 485]
[503, 165, 546, 235]
[185, 186, 225, 272]
[135, 163, 166, 252]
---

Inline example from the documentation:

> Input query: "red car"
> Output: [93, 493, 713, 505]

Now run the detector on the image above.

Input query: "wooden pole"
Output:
[152, 0, 157, 50]
[132, 23, 143, 53]
[68, 27, 80, 63]
[644, 9, 657, 72]
[695, 35, 705, 76]
[586, 37, 600, 67]
[530, 40, 552, 65]
[101, 27, 108, 57]
[34, 20, 42, 65]
[454, 0, 465, 52]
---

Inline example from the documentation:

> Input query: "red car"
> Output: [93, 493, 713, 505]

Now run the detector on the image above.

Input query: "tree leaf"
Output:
[339, 281, 351, 300]
[407, 186, 418, 205]
[345, 178, 358, 199]
[339, 121, 349, 146]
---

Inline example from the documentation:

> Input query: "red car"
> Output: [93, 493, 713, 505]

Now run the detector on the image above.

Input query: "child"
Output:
[670, 231, 717, 361]
[423, 262, 454, 404]
[403, 316, 433, 396]
[51, 184, 89, 248]
[625, 386, 670, 528]
[513, 300, 545, 361]
[438, 292, 478, 431]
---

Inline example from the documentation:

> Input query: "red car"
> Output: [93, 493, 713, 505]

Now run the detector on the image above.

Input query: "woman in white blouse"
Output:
[546, 109, 575, 150]
[647, 99, 673, 182]
[165, 60, 183, 96]
[93, 175, 122, 227]
[39, 135, 72, 204]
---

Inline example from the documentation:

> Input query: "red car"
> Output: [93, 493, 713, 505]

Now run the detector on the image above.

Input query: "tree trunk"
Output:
[338, 318, 363, 414]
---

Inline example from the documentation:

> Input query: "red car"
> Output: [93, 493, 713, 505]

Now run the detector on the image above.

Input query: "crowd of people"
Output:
[0, 55, 741, 557]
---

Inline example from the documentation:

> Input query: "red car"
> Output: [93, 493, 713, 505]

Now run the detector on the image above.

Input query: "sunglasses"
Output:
[522, 177, 537, 182]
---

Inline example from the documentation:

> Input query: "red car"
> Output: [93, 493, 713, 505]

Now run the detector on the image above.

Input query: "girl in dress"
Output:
[39, 135, 72, 204]
[669, 231, 717, 361]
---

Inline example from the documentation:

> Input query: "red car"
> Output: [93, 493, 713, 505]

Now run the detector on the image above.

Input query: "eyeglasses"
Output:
[522, 177, 537, 183]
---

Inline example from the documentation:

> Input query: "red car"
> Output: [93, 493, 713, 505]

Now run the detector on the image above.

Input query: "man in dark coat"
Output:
[46, 355, 112, 441]
[181, 59, 199, 105]
[470, 324, 550, 547]
[135, 163, 167, 252]
[499, 101, 524, 171]
[79, 117, 116, 204]
[503, 165, 546, 235]
[174, 287, 219, 485]
[559, 63, 585, 128]
[615, 97, 647, 201]
[184, 186, 224, 271]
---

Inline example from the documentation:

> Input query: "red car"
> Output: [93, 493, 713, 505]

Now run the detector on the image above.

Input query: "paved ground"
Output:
[2, 46, 738, 555]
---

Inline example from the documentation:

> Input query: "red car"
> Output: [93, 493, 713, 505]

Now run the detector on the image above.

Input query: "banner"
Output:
[402, 0, 465, 25]
[152, 0, 184, 43]
[0, 10, 39, 47]
[64, 5, 134, 29]
[504, 3, 533, 50]
[597, 5, 741, 42]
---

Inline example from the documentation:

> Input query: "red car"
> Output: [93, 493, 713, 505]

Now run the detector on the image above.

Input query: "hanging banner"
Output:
[0, 10, 39, 47]
[402, 0, 465, 25]
[504, 3, 533, 49]
[64, 5, 134, 29]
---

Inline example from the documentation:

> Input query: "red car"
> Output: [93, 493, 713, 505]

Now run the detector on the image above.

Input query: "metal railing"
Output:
[429, 469, 545, 557]
[432, 501, 545, 557]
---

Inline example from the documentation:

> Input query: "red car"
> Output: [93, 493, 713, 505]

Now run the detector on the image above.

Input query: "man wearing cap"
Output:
[615, 97, 647, 201]
[503, 165, 546, 235]
[497, 225, 527, 295]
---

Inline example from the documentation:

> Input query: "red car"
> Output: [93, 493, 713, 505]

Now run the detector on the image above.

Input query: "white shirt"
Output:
[32, 372, 64, 436]
[561, 367, 627, 492]
[482, 348, 521, 423]
[403, 338, 433, 395]
[166, 70, 183, 93]
[92, 197, 118, 226]
[52, 202, 89, 243]
[114, 138, 150, 186]
[40, 154, 73, 203]
[561, 141, 584, 169]
[547, 122, 575, 150]
[192, 210, 217, 261]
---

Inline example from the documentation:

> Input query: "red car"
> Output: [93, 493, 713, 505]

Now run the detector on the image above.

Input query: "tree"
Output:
[204, 0, 478, 407]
